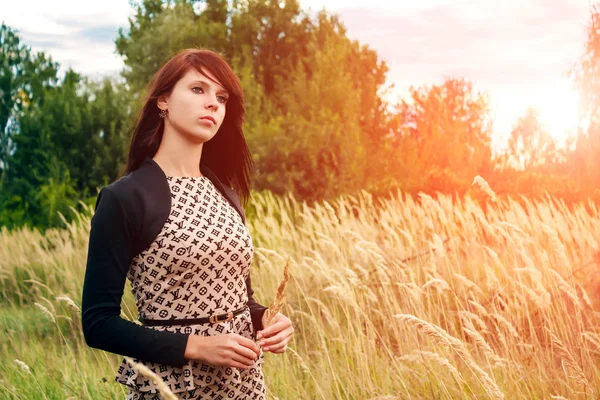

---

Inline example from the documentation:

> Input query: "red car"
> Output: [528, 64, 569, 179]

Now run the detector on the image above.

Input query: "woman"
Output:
[81, 48, 294, 399]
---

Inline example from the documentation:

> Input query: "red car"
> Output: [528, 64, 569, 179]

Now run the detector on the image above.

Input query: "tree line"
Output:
[2, 0, 600, 230]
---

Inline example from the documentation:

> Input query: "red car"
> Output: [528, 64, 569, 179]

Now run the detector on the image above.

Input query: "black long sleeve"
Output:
[246, 273, 268, 332]
[81, 187, 190, 367]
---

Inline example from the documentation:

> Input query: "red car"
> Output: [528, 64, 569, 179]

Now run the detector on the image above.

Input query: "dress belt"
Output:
[138, 305, 248, 326]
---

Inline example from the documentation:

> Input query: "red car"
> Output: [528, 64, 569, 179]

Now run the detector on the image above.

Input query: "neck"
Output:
[152, 126, 205, 177]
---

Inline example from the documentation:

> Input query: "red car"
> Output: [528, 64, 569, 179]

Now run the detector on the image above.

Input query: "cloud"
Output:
[333, 0, 587, 85]
[2, 0, 132, 78]
[325, 0, 591, 142]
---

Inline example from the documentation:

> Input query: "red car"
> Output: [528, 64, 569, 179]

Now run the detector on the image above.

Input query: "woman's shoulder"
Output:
[102, 157, 170, 208]
[94, 161, 172, 255]
[101, 171, 143, 203]
[93, 173, 148, 232]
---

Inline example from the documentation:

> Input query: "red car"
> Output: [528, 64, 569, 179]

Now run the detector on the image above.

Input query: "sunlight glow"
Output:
[535, 81, 580, 144]
[486, 78, 581, 151]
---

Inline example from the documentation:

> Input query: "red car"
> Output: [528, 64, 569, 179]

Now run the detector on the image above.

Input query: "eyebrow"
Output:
[189, 79, 229, 95]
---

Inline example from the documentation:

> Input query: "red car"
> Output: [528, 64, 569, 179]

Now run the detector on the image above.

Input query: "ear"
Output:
[157, 94, 169, 111]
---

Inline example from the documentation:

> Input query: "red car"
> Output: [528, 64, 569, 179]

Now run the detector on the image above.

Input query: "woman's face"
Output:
[158, 67, 228, 143]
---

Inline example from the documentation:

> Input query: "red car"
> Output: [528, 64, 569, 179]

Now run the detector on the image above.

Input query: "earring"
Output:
[159, 109, 168, 118]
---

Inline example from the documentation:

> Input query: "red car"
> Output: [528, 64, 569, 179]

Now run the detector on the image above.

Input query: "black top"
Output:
[81, 156, 268, 368]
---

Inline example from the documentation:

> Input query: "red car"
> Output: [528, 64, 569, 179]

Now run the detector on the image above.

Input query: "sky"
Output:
[1, 0, 594, 148]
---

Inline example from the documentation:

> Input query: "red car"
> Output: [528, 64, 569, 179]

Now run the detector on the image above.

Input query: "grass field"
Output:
[2, 187, 600, 399]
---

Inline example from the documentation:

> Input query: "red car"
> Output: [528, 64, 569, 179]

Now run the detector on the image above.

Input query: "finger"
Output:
[229, 360, 252, 370]
[258, 328, 294, 349]
[257, 316, 283, 339]
[231, 354, 256, 367]
[237, 336, 261, 356]
[263, 334, 292, 352]
[259, 326, 294, 347]
[234, 343, 261, 360]
[265, 337, 290, 353]
[264, 338, 290, 352]
[260, 319, 291, 339]
[257, 314, 282, 339]
[270, 345, 287, 354]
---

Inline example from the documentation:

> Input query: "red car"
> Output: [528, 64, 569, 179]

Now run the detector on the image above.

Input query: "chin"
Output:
[189, 130, 217, 143]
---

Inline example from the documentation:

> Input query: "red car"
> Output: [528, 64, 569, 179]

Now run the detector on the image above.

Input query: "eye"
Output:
[217, 95, 228, 104]
[192, 86, 203, 94]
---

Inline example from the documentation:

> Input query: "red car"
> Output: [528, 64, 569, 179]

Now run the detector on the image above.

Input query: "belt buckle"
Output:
[209, 311, 234, 323]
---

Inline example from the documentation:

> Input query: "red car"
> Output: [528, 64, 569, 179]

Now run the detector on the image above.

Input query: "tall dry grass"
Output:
[2, 185, 600, 399]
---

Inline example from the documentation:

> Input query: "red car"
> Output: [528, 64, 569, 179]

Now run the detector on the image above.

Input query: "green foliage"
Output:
[0, 44, 131, 229]
[7, 1, 600, 229]
[0, 22, 59, 188]
[252, 14, 370, 199]
[36, 161, 79, 228]
[115, 0, 391, 202]
[115, 0, 230, 101]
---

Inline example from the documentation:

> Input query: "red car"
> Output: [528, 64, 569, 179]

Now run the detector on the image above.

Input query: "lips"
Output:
[200, 116, 216, 125]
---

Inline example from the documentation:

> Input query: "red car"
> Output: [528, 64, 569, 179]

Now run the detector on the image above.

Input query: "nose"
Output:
[205, 95, 219, 111]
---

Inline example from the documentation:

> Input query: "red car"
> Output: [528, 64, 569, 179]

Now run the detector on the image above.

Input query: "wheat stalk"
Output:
[462, 327, 507, 367]
[123, 357, 177, 400]
[55, 295, 81, 312]
[583, 331, 600, 351]
[398, 350, 465, 383]
[472, 175, 497, 202]
[490, 313, 520, 340]
[34, 302, 56, 323]
[396, 314, 504, 399]
[459, 310, 488, 332]
[263, 258, 290, 328]
[421, 278, 450, 292]
[545, 328, 591, 391]
[286, 346, 310, 373]
[453, 273, 484, 295]
[13, 360, 31, 374]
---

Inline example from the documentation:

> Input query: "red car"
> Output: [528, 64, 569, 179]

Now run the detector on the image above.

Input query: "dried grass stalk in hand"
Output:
[263, 258, 291, 328]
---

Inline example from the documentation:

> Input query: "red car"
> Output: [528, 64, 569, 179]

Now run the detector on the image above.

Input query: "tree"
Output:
[35, 157, 79, 227]
[2, 69, 133, 226]
[114, 0, 392, 200]
[391, 78, 494, 192]
[249, 10, 391, 200]
[570, 3, 600, 186]
[1, 24, 133, 229]
[502, 108, 561, 171]
[0, 22, 59, 187]
[115, 0, 231, 101]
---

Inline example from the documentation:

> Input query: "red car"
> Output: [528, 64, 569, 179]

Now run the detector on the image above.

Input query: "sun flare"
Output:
[535, 81, 581, 144]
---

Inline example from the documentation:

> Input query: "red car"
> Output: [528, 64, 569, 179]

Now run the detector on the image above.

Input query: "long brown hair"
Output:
[124, 48, 253, 203]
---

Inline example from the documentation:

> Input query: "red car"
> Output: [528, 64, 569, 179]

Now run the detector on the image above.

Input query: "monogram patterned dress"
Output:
[115, 175, 266, 400]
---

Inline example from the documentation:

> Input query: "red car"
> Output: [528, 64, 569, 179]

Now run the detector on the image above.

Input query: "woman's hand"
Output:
[256, 312, 294, 353]
[184, 333, 261, 369]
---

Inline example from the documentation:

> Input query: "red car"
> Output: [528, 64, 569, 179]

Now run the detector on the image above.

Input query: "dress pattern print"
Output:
[115, 175, 266, 399]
